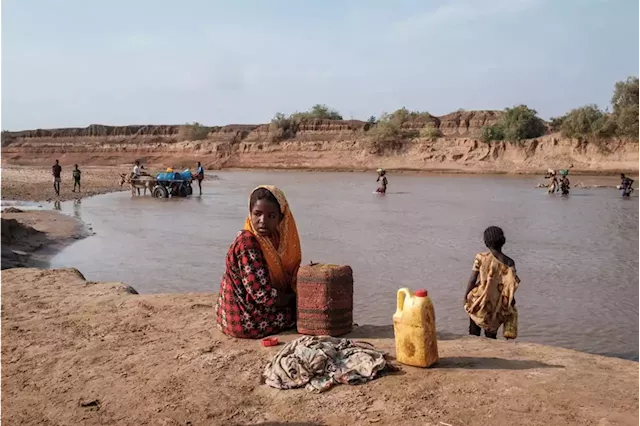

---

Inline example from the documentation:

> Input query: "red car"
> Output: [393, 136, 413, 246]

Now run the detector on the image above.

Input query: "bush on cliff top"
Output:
[559, 105, 616, 140]
[268, 104, 343, 142]
[291, 104, 343, 121]
[611, 76, 639, 138]
[366, 108, 434, 153]
[481, 105, 547, 142]
[178, 122, 210, 141]
[554, 76, 638, 141]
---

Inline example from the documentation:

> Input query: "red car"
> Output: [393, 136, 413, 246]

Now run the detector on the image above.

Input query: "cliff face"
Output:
[2, 110, 637, 173]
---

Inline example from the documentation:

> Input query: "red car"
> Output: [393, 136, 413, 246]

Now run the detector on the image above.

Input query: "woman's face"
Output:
[251, 199, 282, 237]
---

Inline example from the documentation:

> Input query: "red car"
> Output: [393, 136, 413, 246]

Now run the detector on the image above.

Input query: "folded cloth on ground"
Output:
[262, 335, 394, 392]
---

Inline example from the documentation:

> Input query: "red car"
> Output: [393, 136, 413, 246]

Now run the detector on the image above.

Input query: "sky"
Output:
[1, 0, 638, 130]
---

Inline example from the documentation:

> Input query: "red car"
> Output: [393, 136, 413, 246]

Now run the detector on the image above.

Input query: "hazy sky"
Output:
[2, 0, 638, 130]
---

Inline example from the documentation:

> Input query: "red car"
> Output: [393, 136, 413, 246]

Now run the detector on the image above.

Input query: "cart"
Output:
[151, 170, 194, 198]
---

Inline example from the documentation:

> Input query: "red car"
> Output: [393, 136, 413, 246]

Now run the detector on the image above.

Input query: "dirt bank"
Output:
[1, 166, 128, 202]
[1, 267, 638, 426]
[1, 209, 87, 269]
[2, 116, 638, 174]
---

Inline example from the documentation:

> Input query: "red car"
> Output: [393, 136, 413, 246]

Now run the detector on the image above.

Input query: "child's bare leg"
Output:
[469, 319, 481, 336]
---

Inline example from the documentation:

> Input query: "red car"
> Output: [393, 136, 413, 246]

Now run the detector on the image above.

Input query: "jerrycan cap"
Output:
[415, 289, 428, 297]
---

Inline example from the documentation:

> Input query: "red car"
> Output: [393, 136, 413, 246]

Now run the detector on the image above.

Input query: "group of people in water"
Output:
[545, 169, 634, 198]
[214, 184, 519, 341]
[545, 169, 571, 195]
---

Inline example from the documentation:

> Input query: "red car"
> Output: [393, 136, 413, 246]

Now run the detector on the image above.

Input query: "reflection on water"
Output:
[50, 171, 639, 360]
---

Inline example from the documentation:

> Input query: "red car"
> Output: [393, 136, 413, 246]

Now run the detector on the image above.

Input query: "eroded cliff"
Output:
[2, 110, 637, 173]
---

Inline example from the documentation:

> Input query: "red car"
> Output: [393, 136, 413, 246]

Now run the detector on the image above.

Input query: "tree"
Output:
[308, 104, 343, 120]
[611, 76, 639, 138]
[559, 105, 615, 139]
[481, 105, 546, 142]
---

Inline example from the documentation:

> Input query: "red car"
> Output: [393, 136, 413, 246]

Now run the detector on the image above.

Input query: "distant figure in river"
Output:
[376, 169, 388, 194]
[464, 226, 519, 340]
[52, 159, 62, 196]
[195, 161, 205, 195]
[547, 171, 558, 194]
[620, 174, 634, 197]
[560, 174, 570, 195]
[72, 164, 82, 193]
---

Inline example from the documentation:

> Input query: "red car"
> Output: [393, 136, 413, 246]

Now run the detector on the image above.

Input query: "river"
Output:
[47, 171, 639, 360]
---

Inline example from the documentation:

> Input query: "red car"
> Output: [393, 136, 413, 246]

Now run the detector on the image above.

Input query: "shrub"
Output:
[365, 108, 430, 153]
[481, 124, 505, 142]
[611, 76, 639, 138]
[268, 112, 298, 142]
[178, 122, 210, 141]
[290, 104, 343, 121]
[549, 116, 565, 132]
[559, 105, 616, 140]
[481, 105, 546, 142]
[366, 112, 404, 152]
[420, 127, 443, 139]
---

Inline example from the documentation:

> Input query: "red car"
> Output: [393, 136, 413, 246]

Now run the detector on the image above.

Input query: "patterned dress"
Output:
[215, 230, 296, 339]
[464, 252, 519, 334]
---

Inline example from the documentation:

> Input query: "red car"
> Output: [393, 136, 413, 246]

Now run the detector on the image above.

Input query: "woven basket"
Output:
[296, 263, 353, 337]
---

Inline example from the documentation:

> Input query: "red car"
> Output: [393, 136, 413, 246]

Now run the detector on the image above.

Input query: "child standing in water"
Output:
[376, 169, 388, 194]
[464, 226, 519, 339]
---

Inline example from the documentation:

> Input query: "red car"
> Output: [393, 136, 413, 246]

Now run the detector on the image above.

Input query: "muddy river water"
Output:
[47, 171, 638, 360]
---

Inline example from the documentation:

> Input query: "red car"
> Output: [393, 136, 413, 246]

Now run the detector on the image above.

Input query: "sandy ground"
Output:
[1, 267, 638, 426]
[1, 165, 128, 202]
[1, 209, 87, 269]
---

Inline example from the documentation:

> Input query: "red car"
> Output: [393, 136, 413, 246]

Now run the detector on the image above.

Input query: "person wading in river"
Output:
[195, 161, 204, 195]
[620, 174, 634, 197]
[464, 226, 519, 340]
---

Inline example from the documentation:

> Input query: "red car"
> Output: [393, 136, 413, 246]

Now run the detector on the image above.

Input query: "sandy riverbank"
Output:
[2, 267, 638, 426]
[1, 209, 88, 269]
[0, 212, 638, 425]
[1, 165, 128, 202]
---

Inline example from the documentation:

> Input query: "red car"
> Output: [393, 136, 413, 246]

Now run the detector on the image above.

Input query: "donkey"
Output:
[120, 173, 156, 196]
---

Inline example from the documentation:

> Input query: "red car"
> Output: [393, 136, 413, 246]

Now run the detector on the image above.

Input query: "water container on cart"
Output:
[180, 170, 193, 181]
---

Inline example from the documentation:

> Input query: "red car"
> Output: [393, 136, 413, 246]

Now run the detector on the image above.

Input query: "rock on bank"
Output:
[1, 268, 637, 426]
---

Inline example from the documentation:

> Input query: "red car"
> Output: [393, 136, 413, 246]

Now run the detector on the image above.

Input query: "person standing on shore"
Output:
[52, 159, 62, 196]
[464, 226, 519, 340]
[195, 161, 204, 195]
[72, 164, 82, 193]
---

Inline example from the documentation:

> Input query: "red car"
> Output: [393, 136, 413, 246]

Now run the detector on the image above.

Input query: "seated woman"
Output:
[215, 186, 302, 339]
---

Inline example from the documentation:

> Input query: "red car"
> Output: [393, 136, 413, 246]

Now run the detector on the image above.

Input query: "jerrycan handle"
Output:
[397, 288, 411, 311]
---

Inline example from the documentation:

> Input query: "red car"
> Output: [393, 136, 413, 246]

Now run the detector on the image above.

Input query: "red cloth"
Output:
[215, 230, 295, 338]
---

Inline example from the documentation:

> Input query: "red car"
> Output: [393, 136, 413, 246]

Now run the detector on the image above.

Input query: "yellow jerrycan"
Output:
[393, 288, 439, 368]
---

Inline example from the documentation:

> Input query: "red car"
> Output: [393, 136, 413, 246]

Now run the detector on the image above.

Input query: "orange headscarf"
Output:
[243, 185, 302, 292]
